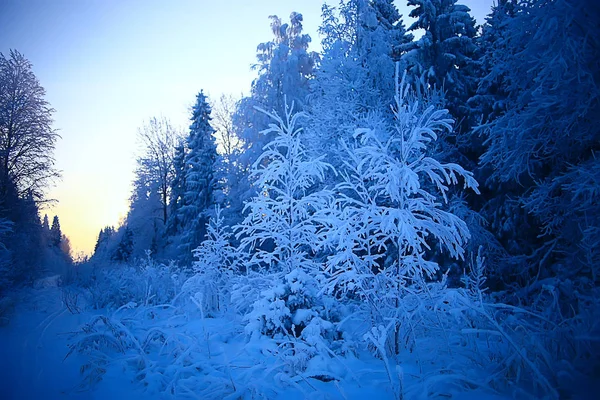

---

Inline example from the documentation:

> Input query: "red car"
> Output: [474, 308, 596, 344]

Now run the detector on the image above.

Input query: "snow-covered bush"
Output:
[83, 253, 187, 310]
[66, 301, 197, 394]
[181, 205, 237, 316]
[245, 268, 332, 339]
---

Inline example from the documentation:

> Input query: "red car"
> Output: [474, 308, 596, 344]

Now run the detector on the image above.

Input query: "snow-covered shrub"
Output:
[83, 253, 187, 310]
[242, 268, 343, 376]
[66, 301, 196, 394]
[181, 205, 238, 316]
[380, 247, 597, 399]
[320, 67, 479, 356]
[245, 268, 332, 339]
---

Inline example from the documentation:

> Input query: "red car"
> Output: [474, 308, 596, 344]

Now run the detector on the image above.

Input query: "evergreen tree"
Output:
[478, 0, 600, 290]
[126, 166, 164, 258]
[113, 226, 134, 263]
[166, 138, 186, 236]
[93, 226, 116, 258]
[41, 214, 49, 231]
[178, 91, 219, 260]
[402, 0, 478, 134]
[50, 215, 62, 247]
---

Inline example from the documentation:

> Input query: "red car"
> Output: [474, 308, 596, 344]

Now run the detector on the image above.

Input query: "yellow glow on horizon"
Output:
[45, 173, 131, 257]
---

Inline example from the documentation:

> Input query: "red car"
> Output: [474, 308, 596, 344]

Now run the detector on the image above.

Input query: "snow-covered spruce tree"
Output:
[322, 69, 479, 355]
[178, 91, 220, 262]
[165, 138, 186, 239]
[50, 215, 62, 247]
[479, 0, 600, 295]
[113, 226, 134, 263]
[183, 205, 237, 316]
[125, 164, 164, 258]
[235, 103, 336, 342]
[401, 0, 478, 136]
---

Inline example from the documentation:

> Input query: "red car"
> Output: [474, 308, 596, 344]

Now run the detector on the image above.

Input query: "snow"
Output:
[0, 279, 504, 400]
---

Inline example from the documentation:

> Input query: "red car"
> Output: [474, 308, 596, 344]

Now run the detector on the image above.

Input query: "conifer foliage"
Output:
[178, 91, 219, 258]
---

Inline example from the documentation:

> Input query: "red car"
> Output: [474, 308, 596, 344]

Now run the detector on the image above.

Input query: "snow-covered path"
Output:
[0, 288, 95, 399]
[0, 287, 138, 400]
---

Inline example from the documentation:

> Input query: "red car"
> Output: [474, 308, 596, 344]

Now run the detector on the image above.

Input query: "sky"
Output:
[0, 0, 494, 256]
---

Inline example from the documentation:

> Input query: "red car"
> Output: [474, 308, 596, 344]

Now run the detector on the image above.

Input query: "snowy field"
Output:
[3, 263, 594, 400]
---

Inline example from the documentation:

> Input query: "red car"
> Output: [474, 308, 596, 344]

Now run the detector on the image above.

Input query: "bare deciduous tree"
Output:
[0, 50, 60, 201]
[136, 116, 179, 225]
[211, 93, 242, 159]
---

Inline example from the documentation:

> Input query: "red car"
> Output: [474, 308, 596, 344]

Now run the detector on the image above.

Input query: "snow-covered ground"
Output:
[0, 282, 520, 400]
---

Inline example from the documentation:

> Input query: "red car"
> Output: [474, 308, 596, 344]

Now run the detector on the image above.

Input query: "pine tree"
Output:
[402, 0, 478, 134]
[93, 226, 115, 257]
[166, 138, 186, 236]
[126, 168, 163, 258]
[50, 215, 62, 247]
[178, 91, 219, 260]
[479, 0, 600, 289]
[113, 226, 134, 263]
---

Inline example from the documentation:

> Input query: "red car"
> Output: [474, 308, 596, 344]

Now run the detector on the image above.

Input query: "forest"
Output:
[1, 0, 599, 398]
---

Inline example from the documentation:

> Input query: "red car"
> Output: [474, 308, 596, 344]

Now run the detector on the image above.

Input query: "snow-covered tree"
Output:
[41, 214, 49, 232]
[479, 0, 600, 290]
[92, 225, 117, 260]
[125, 166, 164, 257]
[178, 91, 219, 260]
[136, 117, 178, 225]
[0, 50, 60, 201]
[231, 13, 318, 224]
[166, 138, 186, 236]
[236, 104, 332, 274]
[184, 205, 238, 315]
[321, 70, 479, 354]
[113, 226, 134, 263]
[235, 103, 335, 339]
[211, 94, 241, 160]
[308, 0, 412, 172]
[401, 0, 478, 133]
[50, 215, 62, 247]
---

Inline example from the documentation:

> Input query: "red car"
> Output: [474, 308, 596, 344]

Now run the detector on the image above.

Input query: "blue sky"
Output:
[0, 0, 493, 255]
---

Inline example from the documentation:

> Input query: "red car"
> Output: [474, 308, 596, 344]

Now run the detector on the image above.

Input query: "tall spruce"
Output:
[178, 91, 219, 260]
[402, 0, 478, 135]
[50, 215, 61, 247]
